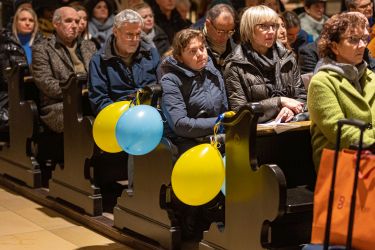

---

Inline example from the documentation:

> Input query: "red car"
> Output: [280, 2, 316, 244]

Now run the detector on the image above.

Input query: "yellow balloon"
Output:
[93, 101, 131, 153]
[171, 144, 225, 206]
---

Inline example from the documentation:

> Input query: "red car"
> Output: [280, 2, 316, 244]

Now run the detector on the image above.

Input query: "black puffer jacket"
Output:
[153, 25, 170, 56]
[224, 42, 306, 122]
[0, 29, 43, 91]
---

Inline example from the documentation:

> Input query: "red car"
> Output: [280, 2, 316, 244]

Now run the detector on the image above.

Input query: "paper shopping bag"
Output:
[311, 149, 375, 250]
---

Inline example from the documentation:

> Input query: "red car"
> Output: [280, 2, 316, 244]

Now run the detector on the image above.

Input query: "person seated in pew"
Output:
[88, 9, 160, 115]
[85, 0, 116, 49]
[298, 0, 328, 42]
[225, 5, 306, 123]
[282, 10, 309, 55]
[277, 14, 292, 51]
[160, 28, 228, 156]
[0, 6, 42, 89]
[32, 6, 96, 134]
[0, 7, 43, 133]
[88, 9, 159, 193]
[159, 28, 227, 240]
[132, 2, 170, 57]
[198, 3, 237, 73]
[308, 12, 375, 171]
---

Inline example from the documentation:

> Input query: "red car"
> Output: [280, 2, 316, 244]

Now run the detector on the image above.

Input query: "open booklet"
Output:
[257, 118, 302, 134]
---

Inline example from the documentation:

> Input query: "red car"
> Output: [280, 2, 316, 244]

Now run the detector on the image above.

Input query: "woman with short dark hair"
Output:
[160, 28, 227, 155]
[282, 10, 309, 53]
[86, 0, 115, 49]
[308, 12, 375, 170]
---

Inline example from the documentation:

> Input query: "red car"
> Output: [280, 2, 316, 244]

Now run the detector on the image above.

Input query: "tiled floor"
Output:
[0, 186, 134, 250]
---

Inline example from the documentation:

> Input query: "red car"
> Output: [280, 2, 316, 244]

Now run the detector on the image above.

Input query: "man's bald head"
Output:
[53, 7, 80, 46]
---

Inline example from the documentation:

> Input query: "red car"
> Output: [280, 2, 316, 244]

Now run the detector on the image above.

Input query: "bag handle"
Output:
[324, 119, 369, 250]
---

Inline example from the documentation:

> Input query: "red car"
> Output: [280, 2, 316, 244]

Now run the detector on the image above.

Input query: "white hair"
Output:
[114, 9, 144, 28]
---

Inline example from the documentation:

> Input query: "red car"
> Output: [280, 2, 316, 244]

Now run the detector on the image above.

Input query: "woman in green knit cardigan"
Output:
[308, 12, 375, 171]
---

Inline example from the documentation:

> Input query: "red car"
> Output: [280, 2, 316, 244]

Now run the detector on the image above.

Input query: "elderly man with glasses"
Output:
[201, 3, 237, 72]
[345, 0, 374, 24]
[88, 9, 160, 194]
[88, 9, 160, 115]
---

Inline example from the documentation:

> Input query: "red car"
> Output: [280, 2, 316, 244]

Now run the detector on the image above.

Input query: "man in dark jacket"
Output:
[88, 9, 160, 115]
[32, 6, 96, 133]
[202, 3, 236, 72]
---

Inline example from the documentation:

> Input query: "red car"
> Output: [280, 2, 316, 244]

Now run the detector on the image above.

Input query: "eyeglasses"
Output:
[356, 1, 373, 10]
[124, 33, 141, 40]
[257, 23, 279, 31]
[210, 21, 235, 36]
[343, 35, 369, 45]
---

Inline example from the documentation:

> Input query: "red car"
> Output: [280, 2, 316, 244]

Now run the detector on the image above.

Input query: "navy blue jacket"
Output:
[160, 56, 228, 139]
[88, 35, 160, 114]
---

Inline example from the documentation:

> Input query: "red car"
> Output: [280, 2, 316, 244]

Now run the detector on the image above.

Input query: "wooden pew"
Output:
[48, 74, 103, 216]
[0, 63, 41, 187]
[200, 104, 315, 250]
[114, 137, 180, 249]
[49, 74, 130, 216]
[113, 85, 181, 249]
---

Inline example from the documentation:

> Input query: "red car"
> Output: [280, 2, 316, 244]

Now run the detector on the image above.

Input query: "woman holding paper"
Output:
[224, 5, 306, 123]
[308, 12, 375, 169]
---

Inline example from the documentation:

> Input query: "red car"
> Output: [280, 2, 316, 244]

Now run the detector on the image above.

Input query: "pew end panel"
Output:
[114, 137, 181, 250]
[48, 74, 102, 216]
[200, 104, 315, 250]
[113, 84, 183, 249]
[200, 105, 284, 250]
[0, 63, 41, 187]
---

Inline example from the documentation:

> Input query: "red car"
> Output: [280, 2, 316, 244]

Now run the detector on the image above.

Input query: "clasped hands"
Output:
[275, 97, 305, 123]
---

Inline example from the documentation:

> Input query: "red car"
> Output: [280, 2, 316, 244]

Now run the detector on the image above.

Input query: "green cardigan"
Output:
[308, 68, 375, 171]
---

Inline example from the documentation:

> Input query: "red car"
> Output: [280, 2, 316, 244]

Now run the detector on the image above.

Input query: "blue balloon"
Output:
[115, 105, 163, 155]
[221, 155, 226, 195]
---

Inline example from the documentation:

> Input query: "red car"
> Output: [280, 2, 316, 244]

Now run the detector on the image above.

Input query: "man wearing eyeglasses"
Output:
[346, 0, 373, 24]
[202, 3, 236, 72]
[346, 0, 375, 42]
[349, 0, 375, 65]
[88, 9, 160, 115]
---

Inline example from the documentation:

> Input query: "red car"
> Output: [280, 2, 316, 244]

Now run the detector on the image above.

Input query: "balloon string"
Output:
[211, 111, 236, 148]
[135, 89, 142, 105]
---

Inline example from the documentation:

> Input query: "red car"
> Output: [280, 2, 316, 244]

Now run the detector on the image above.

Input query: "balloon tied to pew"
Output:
[93, 101, 163, 155]
[172, 144, 225, 206]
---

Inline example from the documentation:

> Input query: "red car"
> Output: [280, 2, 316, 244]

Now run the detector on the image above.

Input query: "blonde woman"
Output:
[225, 5, 305, 123]
[0, 7, 42, 85]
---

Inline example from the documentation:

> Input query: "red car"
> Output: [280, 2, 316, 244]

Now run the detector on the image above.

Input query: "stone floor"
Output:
[0, 185, 134, 250]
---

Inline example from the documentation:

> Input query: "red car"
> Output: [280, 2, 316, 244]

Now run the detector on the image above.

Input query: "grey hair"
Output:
[114, 9, 144, 29]
[206, 3, 235, 22]
[53, 6, 76, 24]
[53, 8, 63, 23]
